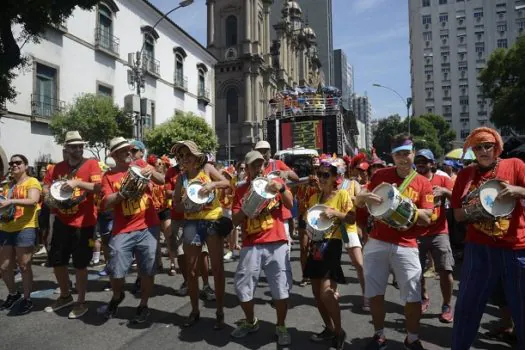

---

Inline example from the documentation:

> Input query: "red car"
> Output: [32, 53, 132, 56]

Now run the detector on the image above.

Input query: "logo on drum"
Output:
[388, 190, 394, 200]
[484, 195, 495, 209]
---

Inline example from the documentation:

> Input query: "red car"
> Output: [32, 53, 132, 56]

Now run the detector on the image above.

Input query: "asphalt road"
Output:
[0, 242, 512, 350]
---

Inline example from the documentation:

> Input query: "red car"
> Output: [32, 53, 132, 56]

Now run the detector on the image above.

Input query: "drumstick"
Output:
[236, 176, 310, 188]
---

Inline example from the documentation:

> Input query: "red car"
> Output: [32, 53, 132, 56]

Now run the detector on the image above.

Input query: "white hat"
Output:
[109, 137, 131, 155]
[64, 131, 87, 145]
[254, 140, 271, 150]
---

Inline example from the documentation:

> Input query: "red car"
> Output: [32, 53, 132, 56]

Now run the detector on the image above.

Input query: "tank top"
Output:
[183, 169, 222, 221]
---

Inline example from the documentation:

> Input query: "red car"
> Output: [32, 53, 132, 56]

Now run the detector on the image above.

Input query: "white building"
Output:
[356, 118, 367, 150]
[409, 0, 525, 141]
[0, 0, 217, 174]
[351, 93, 373, 150]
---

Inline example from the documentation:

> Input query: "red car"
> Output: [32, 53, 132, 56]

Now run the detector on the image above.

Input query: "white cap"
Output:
[254, 140, 271, 150]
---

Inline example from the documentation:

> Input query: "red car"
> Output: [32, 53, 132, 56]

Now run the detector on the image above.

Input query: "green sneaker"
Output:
[276, 325, 291, 346]
[44, 294, 74, 313]
[230, 318, 259, 338]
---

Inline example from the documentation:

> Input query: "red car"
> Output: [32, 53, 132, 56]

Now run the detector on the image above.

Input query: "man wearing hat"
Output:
[414, 149, 455, 324]
[230, 150, 293, 346]
[43, 131, 102, 319]
[99, 137, 161, 323]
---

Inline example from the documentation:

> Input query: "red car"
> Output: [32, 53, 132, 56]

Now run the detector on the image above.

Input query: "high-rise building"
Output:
[271, 0, 334, 85]
[333, 49, 353, 108]
[409, 0, 525, 141]
[351, 93, 373, 150]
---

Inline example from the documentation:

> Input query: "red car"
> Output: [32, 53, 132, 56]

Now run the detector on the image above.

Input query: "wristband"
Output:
[279, 185, 286, 194]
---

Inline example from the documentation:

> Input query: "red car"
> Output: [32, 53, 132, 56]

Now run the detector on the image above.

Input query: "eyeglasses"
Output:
[473, 143, 495, 152]
[131, 148, 139, 153]
[316, 171, 331, 179]
[8, 160, 23, 167]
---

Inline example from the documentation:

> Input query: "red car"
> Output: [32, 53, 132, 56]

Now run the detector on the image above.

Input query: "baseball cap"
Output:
[415, 149, 435, 162]
[245, 151, 264, 165]
[254, 140, 271, 150]
[131, 140, 146, 151]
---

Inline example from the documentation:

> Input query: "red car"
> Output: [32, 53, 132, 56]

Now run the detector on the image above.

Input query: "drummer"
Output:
[231, 150, 293, 346]
[450, 127, 525, 350]
[355, 133, 434, 350]
[304, 158, 356, 349]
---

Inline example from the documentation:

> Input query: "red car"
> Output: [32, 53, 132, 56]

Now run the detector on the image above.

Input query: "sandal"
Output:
[214, 311, 225, 330]
[484, 327, 516, 343]
[183, 311, 200, 328]
[168, 263, 176, 276]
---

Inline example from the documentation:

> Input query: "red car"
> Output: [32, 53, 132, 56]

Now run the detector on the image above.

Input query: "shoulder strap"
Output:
[398, 169, 417, 194]
[67, 159, 88, 180]
[182, 174, 188, 189]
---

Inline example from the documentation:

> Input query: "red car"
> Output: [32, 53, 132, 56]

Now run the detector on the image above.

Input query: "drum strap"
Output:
[398, 170, 417, 194]
[0, 183, 16, 222]
[67, 159, 88, 180]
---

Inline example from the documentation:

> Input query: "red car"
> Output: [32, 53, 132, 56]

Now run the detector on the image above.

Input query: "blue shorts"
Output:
[291, 199, 299, 218]
[183, 220, 219, 246]
[0, 228, 36, 247]
[108, 226, 160, 278]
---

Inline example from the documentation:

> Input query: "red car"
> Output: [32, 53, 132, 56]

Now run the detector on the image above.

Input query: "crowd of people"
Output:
[0, 127, 524, 350]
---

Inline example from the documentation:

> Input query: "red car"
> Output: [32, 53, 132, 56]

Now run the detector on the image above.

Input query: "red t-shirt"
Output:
[232, 178, 288, 246]
[426, 174, 454, 235]
[264, 159, 292, 220]
[101, 164, 159, 235]
[165, 167, 184, 220]
[45, 159, 102, 228]
[450, 158, 525, 249]
[368, 167, 434, 247]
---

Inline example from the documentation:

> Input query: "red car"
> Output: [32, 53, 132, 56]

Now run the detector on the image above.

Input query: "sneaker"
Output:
[310, 327, 335, 342]
[103, 292, 125, 320]
[0, 292, 22, 310]
[404, 337, 426, 350]
[14, 271, 22, 283]
[44, 294, 74, 313]
[103, 282, 112, 292]
[68, 302, 88, 319]
[299, 278, 311, 287]
[363, 297, 371, 312]
[132, 278, 141, 295]
[176, 281, 188, 296]
[332, 330, 347, 350]
[98, 267, 109, 277]
[365, 334, 388, 350]
[200, 284, 216, 301]
[423, 267, 435, 278]
[275, 326, 292, 346]
[223, 250, 233, 261]
[17, 298, 33, 315]
[132, 305, 151, 324]
[439, 304, 454, 323]
[231, 318, 259, 338]
[34, 245, 47, 256]
[421, 298, 430, 313]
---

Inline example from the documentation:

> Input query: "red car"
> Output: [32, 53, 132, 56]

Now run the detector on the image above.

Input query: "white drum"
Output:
[241, 177, 276, 218]
[183, 180, 215, 213]
[306, 204, 334, 241]
[119, 166, 150, 199]
[267, 171, 280, 180]
[367, 183, 418, 230]
[463, 179, 515, 221]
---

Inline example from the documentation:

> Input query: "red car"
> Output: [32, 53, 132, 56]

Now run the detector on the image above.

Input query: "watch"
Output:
[279, 185, 286, 194]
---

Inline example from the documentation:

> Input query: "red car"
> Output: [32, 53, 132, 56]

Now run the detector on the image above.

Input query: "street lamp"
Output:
[128, 0, 194, 141]
[372, 83, 412, 136]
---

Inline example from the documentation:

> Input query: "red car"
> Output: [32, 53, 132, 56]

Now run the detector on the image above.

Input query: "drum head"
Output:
[480, 180, 515, 216]
[307, 204, 333, 230]
[50, 181, 73, 200]
[252, 177, 276, 199]
[187, 182, 212, 204]
[368, 183, 395, 216]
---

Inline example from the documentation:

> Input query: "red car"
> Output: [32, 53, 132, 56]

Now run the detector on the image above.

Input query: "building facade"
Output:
[333, 49, 353, 109]
[409, 0, 525, 141]
[0, 0, 216, 174]
[351, 93, 373, 150]
[207, 0, 322, 161]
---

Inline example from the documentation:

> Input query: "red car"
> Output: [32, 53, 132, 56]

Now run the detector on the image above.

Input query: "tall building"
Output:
[333, 49, 353, 108]
[409, 0, 525, 141]
[351, 93, 372, 150]
[270, 0, 334, 85]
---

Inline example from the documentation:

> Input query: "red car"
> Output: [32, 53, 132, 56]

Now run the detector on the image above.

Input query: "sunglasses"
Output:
[317, 171, 331, 179]
[9, 160, 23, 167]
[473, 143, 495, 152]
[131, 148, 140, 153]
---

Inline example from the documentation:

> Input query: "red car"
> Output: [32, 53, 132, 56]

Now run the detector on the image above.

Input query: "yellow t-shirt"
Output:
[183, 170, 222, 221]
[0, 177, 42, 232]
[307, 189, 356, 240]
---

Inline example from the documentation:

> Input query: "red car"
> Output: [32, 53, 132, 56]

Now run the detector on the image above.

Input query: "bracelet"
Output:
[279, 185, 286, 194]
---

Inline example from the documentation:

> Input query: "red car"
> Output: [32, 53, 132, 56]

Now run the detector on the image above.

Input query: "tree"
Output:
[479, 36, 525, 133]
[49, 94, 133, 159]
[144, 111, 218, 156]
[419, 113, 456, 154]
[1, 0, 99, 101]
[371, 114, 404, 162]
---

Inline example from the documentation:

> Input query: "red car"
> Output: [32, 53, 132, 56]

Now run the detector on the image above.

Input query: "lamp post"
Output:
[372, 83, 412, 136]
[127, 0, 194, 141]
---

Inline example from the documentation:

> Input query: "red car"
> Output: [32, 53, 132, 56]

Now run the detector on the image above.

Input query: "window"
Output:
[34, 63, 58, 117]
[497, 39, 508, 48]
[439, 0, 447, 4]
[97, 83, 112, 97]
[144, 101, 155, 130]
[474, 9, 484, 19]
[97, 4, 113, 51]
[461, 129, 470, 139]
[423, 32, 432, 41]
[443, 105, 451, 113]
[144, 34, 155, 60]
[440, 14, 448, 22]
[459, 53, 465, 60]
[422, 15, 432, 25]
[422, 0, 430, 6]
[460, 97, 469, 105]
[497, 23, 508, 32]
[226, 88, 239, 123]
[225, 15, 238, 47]
[475, 43, 485, 53]
[175, 53, 184, 82]
[198, 68, 206, 95]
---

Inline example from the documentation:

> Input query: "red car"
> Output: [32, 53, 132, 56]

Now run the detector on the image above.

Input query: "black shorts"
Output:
[158, 208, 171, 221]
[298, 215, 307, 229]
[48, 218, 94, 269]
[38, 204, 51, 230]
[303, 239, 346, 284]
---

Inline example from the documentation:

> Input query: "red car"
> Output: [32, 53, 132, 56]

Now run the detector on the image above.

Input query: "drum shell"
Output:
[0, 195, 14, 215]
[241, 187, 271, 219]
[183, 180, 215, 213]
[306, 205, 334, 242]
[462, 179, 515, 222]
[120, 167, 149, 199]
[47, 181, 75, 209]
[367, 184, 418, 230]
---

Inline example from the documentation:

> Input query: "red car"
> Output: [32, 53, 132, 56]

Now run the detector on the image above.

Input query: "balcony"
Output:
[478, 110, 488, 116]
[94, 27, 120, 58]
[142, 54, 160, 78]
[31, 94, 65, 119]
[197, 88, 210, 104]
[174, 74, 188, 92]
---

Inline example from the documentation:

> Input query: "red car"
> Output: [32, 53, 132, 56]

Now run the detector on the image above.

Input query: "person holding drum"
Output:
[43, 131, 102, 319]
[230, 150, 293, 346]
[355, 133, 434, 350]
[172, 140, 231, 329]
[303, 158, 356, 349]
[450, 127, 525, 350]
[413, 149, 455, 323]
[0, 154, 42, 315]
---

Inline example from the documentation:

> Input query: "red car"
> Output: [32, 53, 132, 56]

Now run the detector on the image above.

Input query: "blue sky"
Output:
[151, 0, 410, 120]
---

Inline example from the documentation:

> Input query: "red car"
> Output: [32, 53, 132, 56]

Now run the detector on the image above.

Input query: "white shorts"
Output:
[344, 232, 362, 249]
[363, 238, 422, 305]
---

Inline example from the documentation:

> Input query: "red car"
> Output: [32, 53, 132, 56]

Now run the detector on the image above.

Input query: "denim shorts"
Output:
[108, 226, 159, 278]
[0, 228, 37, 248]
[183, 220, 218, 246]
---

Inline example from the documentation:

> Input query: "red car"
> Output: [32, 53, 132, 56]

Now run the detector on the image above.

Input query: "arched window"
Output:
[144, 33, 155, 60]
[175, 53, 184, 82]
[226, 88, 239, 123]
[226, 15, 238, 47]
[198, 68, 206, 94]
[98, 4, 113, 50]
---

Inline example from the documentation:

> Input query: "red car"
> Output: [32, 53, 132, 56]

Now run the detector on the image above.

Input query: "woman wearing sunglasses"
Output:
[0, 154, 42, 315]
[304, 159, 356, 350]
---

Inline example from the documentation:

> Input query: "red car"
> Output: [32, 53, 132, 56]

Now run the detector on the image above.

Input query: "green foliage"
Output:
[371, 114, 404, 160]
[1, 0, 99, 101]
[49, 94, 133, 158]
[479, 36, 525, 133]
[144, 111, 218, 156]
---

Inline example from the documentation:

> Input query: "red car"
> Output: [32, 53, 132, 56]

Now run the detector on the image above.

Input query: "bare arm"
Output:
[416, 209, 433, 226]
[5, 188, 41, 207]
[454, 208, 467, 223]
[172, 176, 185, 213]
[283, 169, 300, 182]
[232, 210, 247, 227]
[205, 163, 230, 189]
[103, 192, 125, 210]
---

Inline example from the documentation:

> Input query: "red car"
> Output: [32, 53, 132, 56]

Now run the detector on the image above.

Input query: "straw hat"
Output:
[170, 140, 204, 157]
[64, 131, 87, 146]
[109, 137, 132, 155]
